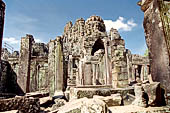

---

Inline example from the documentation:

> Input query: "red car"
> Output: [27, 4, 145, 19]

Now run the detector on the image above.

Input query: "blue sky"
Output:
[2, 0, 147, 55]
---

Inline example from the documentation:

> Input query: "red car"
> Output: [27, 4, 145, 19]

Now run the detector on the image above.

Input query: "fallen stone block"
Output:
[40, 96, 53, 108]
[51, 99, 66, 111]
[93, 94, 122, 107]
[57, 97, 108, 113]
[0, 96, 40, 112]
[25, 91, 49, 98]
[70, 87, 111, 99]
[109, 105, 166, 113]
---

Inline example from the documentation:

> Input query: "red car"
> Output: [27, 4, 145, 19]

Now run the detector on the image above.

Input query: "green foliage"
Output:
[144, 49, 149, 57]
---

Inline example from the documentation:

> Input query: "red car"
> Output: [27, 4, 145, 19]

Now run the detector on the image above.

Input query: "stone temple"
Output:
[2, 16, 150, 95]
[0, 0, 170, 113]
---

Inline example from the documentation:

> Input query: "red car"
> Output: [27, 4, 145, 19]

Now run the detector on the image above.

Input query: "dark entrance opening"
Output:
[91, 38, 104, 56]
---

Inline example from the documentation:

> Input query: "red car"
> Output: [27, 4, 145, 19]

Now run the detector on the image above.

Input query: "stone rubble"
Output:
[0, 0, 169, 112]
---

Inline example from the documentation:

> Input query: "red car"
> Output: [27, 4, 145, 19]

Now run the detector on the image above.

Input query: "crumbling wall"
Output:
[30, 42, 49, 92]
[1, 48, 11, 61]
[110, 29, 129, 88]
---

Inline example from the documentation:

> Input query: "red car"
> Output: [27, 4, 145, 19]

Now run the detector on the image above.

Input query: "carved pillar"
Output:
[140, 65, 144, 81]
[78, 60, 84, 86]
[84, 58, 93, 85]
[18, 34, 34, 93]
[48, 40, 55, 94]
[55, 37, 64, 92]
[68, 55, 72, 79]
[132, 65, 136, 81]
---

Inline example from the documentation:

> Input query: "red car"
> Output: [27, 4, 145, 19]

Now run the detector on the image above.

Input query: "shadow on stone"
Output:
[0, 60, 24, 97]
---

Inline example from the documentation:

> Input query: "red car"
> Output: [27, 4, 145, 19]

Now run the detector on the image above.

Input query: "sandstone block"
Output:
[93, 94, 122, 107]
[132, 84, 148, 107]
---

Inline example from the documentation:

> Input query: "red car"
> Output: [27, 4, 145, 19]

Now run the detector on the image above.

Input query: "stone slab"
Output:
[109, 105, 166, 113]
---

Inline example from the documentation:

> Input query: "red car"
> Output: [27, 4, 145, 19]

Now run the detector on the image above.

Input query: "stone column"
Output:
[78, 60, 84, 86]
[84, 61, 93, 85]
[48, 40, 55, 94]
[18, 34, 34, 93]
[67, 55, 72, 79]
[96, 64, 99, 85]
[69, 56, 73, 80]
[92, 63, 97, 85]
[0, 0, 5, 61]
[104, 39, 112, 85]
[132, 65, 136, 81]
[55, 37, 64, 93]
[140, 65, 144, 81]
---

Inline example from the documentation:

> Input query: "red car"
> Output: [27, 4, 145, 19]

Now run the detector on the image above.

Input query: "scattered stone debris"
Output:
[0, 0, 169, 112]
[132, 83, 148, 107]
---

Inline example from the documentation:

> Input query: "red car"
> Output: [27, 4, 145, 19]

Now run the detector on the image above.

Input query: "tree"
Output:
[144, 49, 149, 57]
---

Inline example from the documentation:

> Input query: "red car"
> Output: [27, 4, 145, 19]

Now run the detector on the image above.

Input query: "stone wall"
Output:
[30, 56, 48, 92]
[63, 16, 112, 87]
[110, 28, 128, 88]
[0, 60, 24, 95]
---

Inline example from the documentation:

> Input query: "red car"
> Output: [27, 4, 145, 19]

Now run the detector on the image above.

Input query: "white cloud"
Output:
[3, 37, 19, 44]
[34, 38, 42, 43]
[104, 17, 137, 32]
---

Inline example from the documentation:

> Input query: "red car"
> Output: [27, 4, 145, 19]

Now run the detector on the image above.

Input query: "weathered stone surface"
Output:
[109, 105, 166, 113]
[1, 15, 150, 99]
[18, 34, 34, 93]
[122, 93, 135, 105]
[81, 98, 108, 113]
[58, 98, 108, 113]
[40, 96, 53, 108]
[0, 0, 5, 60]
[26, 92, 49, 98]
[0, 96, 40, 112]
[32, 43, 48, 57]
[132, 84, 148, 107]
[0, 60, 24, 95]
[139, 0, 170, 94]
[57, 98, 86, 113]
[1, 110, 18, 113]
[51, 99, 66, 111]
[142, 82, 166, 106]
[1, 48, 11, 61]
[70, 87, 111, 99]
[93, 94, 122, 107]
[167, 93, 170, 106]
[11, 51, 19, 58]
